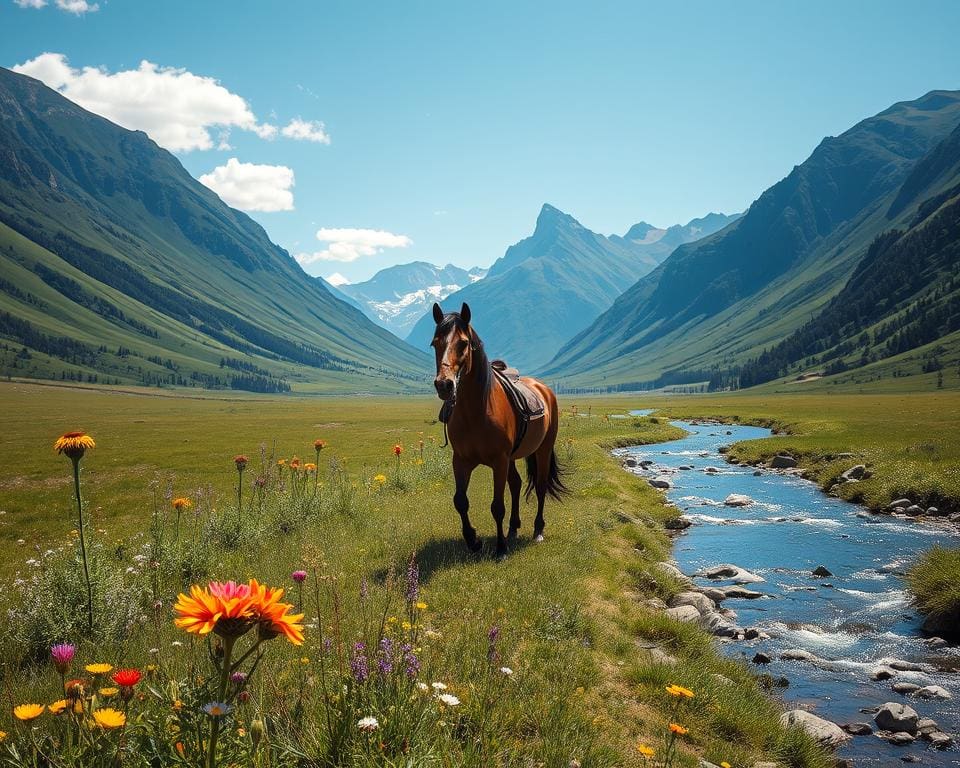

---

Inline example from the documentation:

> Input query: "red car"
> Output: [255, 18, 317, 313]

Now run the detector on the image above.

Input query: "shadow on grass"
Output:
[370, 531, 536, 587]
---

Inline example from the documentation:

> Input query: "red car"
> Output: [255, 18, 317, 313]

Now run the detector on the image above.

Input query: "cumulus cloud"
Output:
[12, 53, 330, 152]
[280, 118, 330, 144]
[198, 158, 294, 212]
[296, 229, 412, 265]
[14, 0, 49, 9]
[56, 0, 98, 12]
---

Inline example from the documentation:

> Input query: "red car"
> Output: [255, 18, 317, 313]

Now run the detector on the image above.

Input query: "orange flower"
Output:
[248, 579, 305, 645]
[289, 457, 301, 470]
[53, 431, 95, 460]
[172, 497, 192, 511]
[665, 684, 695, 699]
[173, 582, 255, 639]
[112, 669, 142, 688]
[234, 455, 248, 469]
[393, 443, 403, 456]
[669, 723, 688, 735]
[313, 439, 326, 451]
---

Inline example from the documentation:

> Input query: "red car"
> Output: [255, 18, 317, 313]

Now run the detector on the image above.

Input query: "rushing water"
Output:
[617, 416, 960, 766]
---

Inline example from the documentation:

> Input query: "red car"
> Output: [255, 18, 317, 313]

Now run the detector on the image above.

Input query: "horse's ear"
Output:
[432, 303, 444, 324]
[460, 303, 471, 324]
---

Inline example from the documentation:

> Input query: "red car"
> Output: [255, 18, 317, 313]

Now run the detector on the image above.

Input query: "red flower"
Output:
[393, 443, 403, 456]
[313, 439, 326, 451]
[111, 669, 142, 688]
[234, 455, 249, 469]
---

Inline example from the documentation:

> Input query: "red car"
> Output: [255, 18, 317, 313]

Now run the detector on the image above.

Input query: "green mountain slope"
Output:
[406, 204, 737, 371]
[544, 90, 960, 389]
[0, 66, 428, 393]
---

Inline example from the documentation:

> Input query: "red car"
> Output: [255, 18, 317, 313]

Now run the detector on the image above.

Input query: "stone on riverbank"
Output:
[724, 493, 753, 506]
[669, 591, 716, 614]
[664, 605, 701, 623]
[648, 477, 671, 489]
[812, 565, 833, 577]
[696, 564, 765, 583]
[842, 722, 873, 735]
[892, 682, 921, 695]
[914, 685, 951, 700]
[874, 703, 919, 734]
[840, 465, 866, 482]
[780, 709, 850, 746]
[770, 455, 798, 468]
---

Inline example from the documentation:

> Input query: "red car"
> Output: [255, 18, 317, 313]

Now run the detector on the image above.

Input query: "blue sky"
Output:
[3, 1, 960, 283]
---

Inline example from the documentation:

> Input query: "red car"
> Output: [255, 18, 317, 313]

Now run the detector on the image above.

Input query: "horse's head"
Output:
[431, 302, 479, 403]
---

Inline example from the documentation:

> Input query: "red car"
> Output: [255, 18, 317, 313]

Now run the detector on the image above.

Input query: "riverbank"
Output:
[0, 384, 831, 767]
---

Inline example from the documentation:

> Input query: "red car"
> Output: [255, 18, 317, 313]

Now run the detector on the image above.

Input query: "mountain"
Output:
[0, 66, 429, 393]
[545, 90, 960, 390]
[406, 204, 738, 371]
[337, 262, 487, 337]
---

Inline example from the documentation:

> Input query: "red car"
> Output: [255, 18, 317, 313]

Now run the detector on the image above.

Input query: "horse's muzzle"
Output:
[434, 376, 455, 401]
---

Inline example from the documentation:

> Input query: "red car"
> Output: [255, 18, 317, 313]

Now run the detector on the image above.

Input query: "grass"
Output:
[0, 381, 832, 767]
[907, 546, 960, 639]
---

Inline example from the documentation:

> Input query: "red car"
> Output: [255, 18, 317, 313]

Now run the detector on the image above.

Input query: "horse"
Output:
[430, 301, 567, 558]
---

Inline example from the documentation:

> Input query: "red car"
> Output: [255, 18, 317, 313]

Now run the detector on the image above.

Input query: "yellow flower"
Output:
[415, 601, 428, 611]
[669, 723, 688, 735]
[85, 663, 113, 675]
[13, 704, 45, 721]
[387, 616, 397, 624]
[402, 620, 412, 631]
[48, 700, 69, 715]
[0, 730, 6, 742]
[373, 474, 387, 484]
[300, 657, 310, 665]
[53, 431, 95, 460]
[98, 687, 119, 698]
[637, 743, 655, 758]
[665, 684, 695, 699]
[93, 708, 126, 729]
[720, 763, 732, 768]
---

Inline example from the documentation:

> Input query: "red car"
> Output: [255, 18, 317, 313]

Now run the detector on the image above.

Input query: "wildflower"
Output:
[373, 474, 387, 484]
[357, 715, 379, 732]
[112, 669, 142, 689]
[234, 455, 248, 469]
[53, 431, 95, 460]
[248, 579, 305, 645]
[314, 439, 326, 451]
[64, 679, 86, 699]
[665, 684, 695, 699]
[350, 642, 369, 682]
[402, 644, 420, 678]
[720, 763, 732, 768]
[173, 582, 255, 639]
[289, 457, 301, 470]
[230, 671, 247, 685]
[50, 642, 76, 674]
[669, 723, 688, 735]
[291, 570, 307, 584]
[13, 704, 45, 721]
[250, 718, 265, 749]
[203, 702, 232, 718]
[415, 601, 428, 611]
[499, 666, 513, 676]
[0, 731, 6, 742]
[438, 693, 461, 707]
[304, 462, 317, 472]
[93, 708, 126, 729]
[377, 637, 394, 675]
[85, 663, 113, 675]
[48, 700, 69, 715]
[637, 743, 655, 758]
[417, 682, 429, 692]
[431, 682, 447, 691]
[406, 555, 419, 603]
[98, 687, 119, 698]
[277, 459, 286, 467]
[172, 497, 192, 512]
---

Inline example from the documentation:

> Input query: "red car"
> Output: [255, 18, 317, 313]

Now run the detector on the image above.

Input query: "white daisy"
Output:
[357, 715, 379, 732]
[438, 693, 460, 707]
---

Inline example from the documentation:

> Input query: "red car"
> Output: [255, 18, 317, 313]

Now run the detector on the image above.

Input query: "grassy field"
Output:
[0, 381, 835, 767]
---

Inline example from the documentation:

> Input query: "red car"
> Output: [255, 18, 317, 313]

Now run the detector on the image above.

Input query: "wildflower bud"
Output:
[238, 690, 250, 703]
[250, 718, 266, 750]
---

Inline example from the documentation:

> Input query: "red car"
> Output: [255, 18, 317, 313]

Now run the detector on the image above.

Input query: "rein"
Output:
[437, 337, 485, 447]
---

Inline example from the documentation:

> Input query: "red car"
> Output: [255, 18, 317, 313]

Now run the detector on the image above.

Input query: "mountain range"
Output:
[337, 262, 487, 338]
[406, 205, 738, 371]
[544, 89, 960, 391]
[0, 66, 428, 393]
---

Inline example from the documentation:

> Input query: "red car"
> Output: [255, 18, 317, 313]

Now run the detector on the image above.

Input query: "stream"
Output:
[616, 415, 960, 766]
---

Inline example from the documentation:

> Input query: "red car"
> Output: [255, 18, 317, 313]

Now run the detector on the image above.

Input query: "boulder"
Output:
[882, 659, 927, 672]
[904, 505, 924, 516]
[928, 731, 953, 748]
[926, 506, 942, 516]
[753, 469, 763, 476]
[699, 611, 743, 638]
[840, 465, 866, 482]
[884, 731, 915, 745]
[744, 627, 769, 640]
[696, 564, 765, 584]
[914, 685, 951, 700]
[892, 682, 921, 695]
[678, 465, 693, 470]
[770, 454, 798, 468]
[700, 587, 727, 603]
[812, 565, 833, 577]
[721, 586, 765, 599]
[924, 637, 948, 650]
[888, 498, 913, 510]
[648, 478, 671, 490]
[780, 709, 849, 746]
[669, 591, 716, 615]
[654, 561, 689, 582]
[705, 466, 720, 474]
[874, 703, 919, 734]
[724, 493, 753, 506]
[665, 517, 692, 531]
[916, 718, 939, 736]
[664, 605, 701, 623]
[870, 666, 896, 681]
[644, 597, 668, 611]
[623, 457, 637, 467]
[781, 649, 818, 662]
[752, 652, 772, 665]
[842, 722, 873, 736]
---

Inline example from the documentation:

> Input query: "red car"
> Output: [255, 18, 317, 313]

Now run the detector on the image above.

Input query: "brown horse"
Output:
[430, 302, 567, 558]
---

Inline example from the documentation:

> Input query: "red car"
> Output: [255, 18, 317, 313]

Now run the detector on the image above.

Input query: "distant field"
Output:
[0, 381, 834, 767]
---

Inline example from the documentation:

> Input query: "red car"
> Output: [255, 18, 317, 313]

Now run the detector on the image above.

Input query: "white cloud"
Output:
[14, 0, 48, 9]
[281, 118, 330, 144]
[11, 53, 330, 153]
[325, 272, 351, 286]
[198, 158, 294, 212]
[56, 0, 98, 12]
[296, 228, 412, 265]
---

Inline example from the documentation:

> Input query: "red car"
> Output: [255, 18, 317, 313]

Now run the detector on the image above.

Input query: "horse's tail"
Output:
[524, 450, 569, 501]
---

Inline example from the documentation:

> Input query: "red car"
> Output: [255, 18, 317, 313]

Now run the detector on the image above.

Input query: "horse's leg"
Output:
[533, 444, 552, 542]
[453, 454, 481, 552]
[490, 458, 510, 560]
[507, 461, 522, 540]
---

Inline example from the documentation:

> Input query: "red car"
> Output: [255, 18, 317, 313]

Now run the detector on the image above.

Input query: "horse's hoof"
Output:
[534, 534, 545, 543]
[496, 552, 508, 563]
[467, 538, 483, 554]
[507, 528, 518, 541]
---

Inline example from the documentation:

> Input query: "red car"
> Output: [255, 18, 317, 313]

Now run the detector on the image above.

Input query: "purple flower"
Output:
[487, 625, 500, 665]
[230, 671, 248, 685]
[50, 643, 75, 674]
[376, 636, 394, 676]
[291, 570, 307, 584]
[360, 578, 369, 601]
[350, 642, 369, 683]
[401, 643, 420, 678]
[405, 555, 419, 604]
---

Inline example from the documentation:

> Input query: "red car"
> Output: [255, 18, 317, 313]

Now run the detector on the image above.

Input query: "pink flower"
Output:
[208, 581, 251, 600]
[50, 643, 76, 674]
[291, 570, 307, 584]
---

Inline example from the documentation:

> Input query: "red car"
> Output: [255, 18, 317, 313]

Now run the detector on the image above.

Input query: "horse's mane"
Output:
[437, 312, 492, 402]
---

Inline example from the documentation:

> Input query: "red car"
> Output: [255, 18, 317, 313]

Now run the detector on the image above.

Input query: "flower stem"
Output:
[72, 457, 93, 632]
[207, 636, 236, 768]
